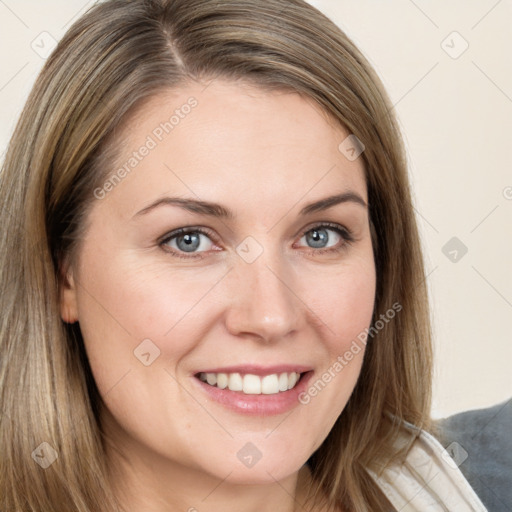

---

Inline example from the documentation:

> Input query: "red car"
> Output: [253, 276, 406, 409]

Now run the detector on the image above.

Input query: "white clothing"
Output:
[367, 422, 488, 511]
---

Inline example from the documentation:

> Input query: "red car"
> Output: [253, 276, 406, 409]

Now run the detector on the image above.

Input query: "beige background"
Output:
[1, 1, 510, 418]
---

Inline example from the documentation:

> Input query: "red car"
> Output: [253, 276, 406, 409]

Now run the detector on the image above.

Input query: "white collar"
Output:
[366, 421, 488, 511]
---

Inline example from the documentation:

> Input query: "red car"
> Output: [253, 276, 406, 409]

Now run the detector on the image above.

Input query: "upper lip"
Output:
[194, 364, 313, 376]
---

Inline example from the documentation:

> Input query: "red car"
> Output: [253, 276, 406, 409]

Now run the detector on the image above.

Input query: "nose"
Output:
[224, 251, 302, 343]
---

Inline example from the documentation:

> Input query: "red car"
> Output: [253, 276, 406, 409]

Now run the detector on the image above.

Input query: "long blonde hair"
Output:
[0, 1, 433, 510]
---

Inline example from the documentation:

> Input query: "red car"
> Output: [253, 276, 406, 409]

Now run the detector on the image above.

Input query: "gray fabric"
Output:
[434, 398, 512, 511]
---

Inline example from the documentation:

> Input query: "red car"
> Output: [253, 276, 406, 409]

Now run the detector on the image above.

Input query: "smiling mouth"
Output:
[196, 371, 304, 395]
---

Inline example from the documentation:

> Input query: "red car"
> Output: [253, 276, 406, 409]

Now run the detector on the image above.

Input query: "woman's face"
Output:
[60, 79, 376, 487]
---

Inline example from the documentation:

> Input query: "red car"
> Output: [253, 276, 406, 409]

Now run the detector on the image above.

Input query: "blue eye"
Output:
[294, 223, 354, 256]
[159, 223, 353, 260]
[299, 225, 346, 250]
[160, 227, 216, 258]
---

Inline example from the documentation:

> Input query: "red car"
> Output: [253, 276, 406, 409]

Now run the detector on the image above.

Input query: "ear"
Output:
[59, 258, 79, 324]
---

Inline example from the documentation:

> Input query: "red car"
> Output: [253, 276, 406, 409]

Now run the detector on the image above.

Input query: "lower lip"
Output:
[193, 372, 314, 416]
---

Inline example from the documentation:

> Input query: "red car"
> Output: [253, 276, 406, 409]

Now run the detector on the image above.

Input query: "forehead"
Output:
[100, 79, 367, 220]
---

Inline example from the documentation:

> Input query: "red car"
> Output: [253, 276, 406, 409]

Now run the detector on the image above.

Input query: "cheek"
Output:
[301, 254, 376, 353]
[292, 255, 376, 434]
[75, 249, 228, 362]
[72, 252, 232, 458]
[73, 248, 237, 446]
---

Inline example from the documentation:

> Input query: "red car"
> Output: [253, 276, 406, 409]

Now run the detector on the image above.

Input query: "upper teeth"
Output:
[198, 372, 301, 395]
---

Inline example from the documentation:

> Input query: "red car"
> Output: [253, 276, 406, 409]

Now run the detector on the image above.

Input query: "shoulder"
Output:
[435, 398, 512, 511]
[437, 398, 512, 439]
[366, 419, 488, 511]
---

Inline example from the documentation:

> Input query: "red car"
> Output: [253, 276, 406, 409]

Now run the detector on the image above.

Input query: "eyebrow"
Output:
[133, 191, 367, 220]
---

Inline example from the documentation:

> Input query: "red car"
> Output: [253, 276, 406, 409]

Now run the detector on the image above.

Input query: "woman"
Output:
[0, 0, 487, 510]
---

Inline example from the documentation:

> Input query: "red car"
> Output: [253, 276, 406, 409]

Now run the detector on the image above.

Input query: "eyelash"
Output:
[158, 222, 355, 260]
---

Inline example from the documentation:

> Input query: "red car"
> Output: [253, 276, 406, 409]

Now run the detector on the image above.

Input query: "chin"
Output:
[197, 444, 309, 485]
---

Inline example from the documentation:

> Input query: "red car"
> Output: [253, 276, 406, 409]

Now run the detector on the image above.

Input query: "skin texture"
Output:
[60, 79, 376, 512]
